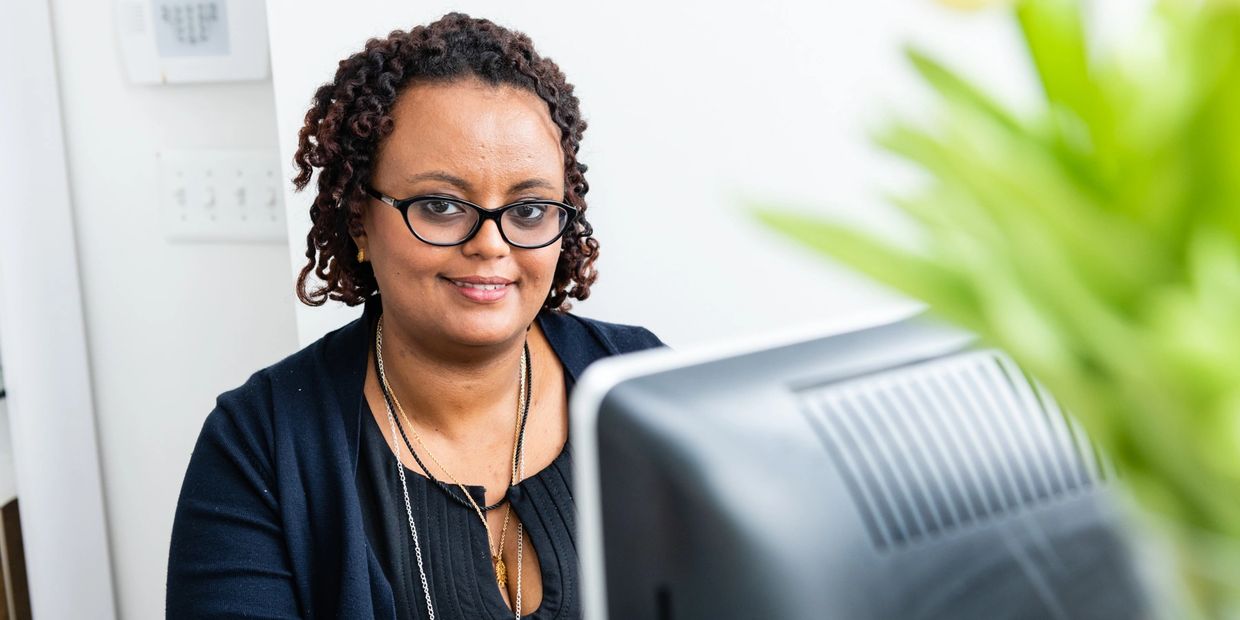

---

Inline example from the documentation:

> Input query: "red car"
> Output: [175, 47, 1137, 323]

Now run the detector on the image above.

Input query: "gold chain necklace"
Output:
[376, 316, 527, 590]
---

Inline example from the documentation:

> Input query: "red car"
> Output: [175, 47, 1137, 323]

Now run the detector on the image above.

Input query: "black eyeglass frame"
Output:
[362, 184, 580, 249]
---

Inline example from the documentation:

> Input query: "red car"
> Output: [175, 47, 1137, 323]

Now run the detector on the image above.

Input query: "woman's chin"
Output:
[441, 315, 524, 348]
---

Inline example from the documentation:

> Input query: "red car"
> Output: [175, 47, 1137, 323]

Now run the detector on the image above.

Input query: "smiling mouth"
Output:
[440, 276, 515, 290]
[449, 280, 507, 291]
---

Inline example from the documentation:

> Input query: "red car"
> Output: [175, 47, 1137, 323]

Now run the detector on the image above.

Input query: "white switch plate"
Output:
[158, 148, 286, 242]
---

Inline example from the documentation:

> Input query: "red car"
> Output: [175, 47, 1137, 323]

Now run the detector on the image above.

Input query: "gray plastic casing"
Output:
[570, 312, 1146, 620]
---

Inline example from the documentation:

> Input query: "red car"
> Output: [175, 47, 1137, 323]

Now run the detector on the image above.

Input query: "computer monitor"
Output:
[571, 312, 1148, 619]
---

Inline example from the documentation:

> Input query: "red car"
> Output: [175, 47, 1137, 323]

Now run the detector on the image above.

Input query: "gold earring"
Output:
[357, 247, 367, 263]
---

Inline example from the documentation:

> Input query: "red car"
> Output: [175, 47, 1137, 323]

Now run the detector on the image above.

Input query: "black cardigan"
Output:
[167, 295, 665, 618]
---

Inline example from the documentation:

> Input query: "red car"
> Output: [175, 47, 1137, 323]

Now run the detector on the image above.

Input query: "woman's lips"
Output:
[441, 277, 511, 303]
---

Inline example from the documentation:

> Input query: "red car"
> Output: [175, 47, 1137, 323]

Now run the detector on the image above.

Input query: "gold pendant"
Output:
[494, 555, 507, 588]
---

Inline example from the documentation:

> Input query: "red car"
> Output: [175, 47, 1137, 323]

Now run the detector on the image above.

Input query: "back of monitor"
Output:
[572, 314, 1147, 619]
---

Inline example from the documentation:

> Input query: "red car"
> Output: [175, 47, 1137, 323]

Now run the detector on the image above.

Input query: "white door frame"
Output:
[0, 0, 119, 617]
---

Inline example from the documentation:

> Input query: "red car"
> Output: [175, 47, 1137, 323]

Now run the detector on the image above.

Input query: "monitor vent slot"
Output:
[797, 350, 1108, 551]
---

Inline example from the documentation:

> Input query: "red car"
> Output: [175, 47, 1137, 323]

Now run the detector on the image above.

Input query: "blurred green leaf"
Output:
[750, 0, 1240, 613]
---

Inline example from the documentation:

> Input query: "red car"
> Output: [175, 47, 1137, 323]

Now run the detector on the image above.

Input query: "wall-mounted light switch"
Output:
[158, 148, 286, 242]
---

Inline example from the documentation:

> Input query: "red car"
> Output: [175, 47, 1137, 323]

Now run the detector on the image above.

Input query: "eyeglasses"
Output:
[362, 184, 579, 249]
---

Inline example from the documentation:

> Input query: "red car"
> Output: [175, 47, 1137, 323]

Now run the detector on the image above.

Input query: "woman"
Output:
[166, 12, 665, 619]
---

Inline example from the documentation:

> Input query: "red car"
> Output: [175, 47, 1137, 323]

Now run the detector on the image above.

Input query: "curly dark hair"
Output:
[291, 12, 598, 311]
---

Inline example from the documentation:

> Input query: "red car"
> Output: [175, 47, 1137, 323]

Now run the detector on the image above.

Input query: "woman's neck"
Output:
[376, 316, 529, 442]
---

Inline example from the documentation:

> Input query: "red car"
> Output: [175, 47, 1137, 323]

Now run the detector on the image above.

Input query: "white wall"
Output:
[40, 1, 298, 618]
[268, 1, 1040, 349]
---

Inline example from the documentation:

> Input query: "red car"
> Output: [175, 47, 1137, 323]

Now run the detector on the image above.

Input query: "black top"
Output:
[355, 365, 580, 620]
[352, 297, 636, 620]
[167, 294, 665, 619]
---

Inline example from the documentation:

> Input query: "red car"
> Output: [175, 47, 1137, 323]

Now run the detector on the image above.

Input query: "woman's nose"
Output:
[461, 218, 510, 259]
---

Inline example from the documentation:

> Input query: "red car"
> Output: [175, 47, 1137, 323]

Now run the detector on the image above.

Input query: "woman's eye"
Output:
[513, 204, 547, 221]
[418, 200, 464, 217]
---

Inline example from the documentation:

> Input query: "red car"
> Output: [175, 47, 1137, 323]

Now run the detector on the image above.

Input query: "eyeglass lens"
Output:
[407, 198, 570, 246]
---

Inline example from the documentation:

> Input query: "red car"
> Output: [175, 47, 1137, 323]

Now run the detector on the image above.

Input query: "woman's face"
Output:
[359, 77, 566, 351]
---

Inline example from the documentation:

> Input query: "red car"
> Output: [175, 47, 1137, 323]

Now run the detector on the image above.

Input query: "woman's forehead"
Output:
[379, 79, 563, 188]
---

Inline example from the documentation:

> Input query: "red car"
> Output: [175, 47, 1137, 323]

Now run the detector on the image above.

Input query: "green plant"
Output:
[753, 0, 1240, 615]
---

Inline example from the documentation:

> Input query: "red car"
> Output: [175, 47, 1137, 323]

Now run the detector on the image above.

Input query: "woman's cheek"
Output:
[539, 252, 560, 290]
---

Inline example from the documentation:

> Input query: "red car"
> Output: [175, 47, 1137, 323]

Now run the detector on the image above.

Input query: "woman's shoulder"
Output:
[208, 313, 367, 434]
[539, 308, 667, 357]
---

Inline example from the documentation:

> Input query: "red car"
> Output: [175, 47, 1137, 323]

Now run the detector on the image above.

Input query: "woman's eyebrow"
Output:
[508, 178, 557, 193]
[406, 171, 472, 190]
[406, 171, 557, 195]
